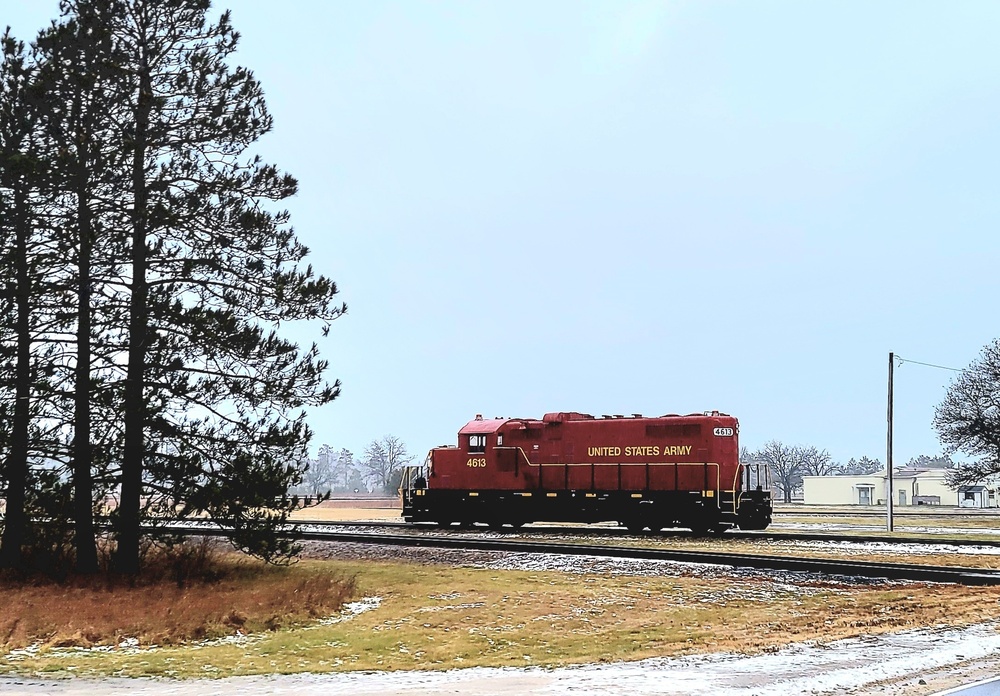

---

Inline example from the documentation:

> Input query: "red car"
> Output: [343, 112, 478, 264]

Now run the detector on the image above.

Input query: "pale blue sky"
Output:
[6, 1, 1000, 468]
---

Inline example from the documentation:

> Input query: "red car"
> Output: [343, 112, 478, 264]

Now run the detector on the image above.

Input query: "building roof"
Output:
[891, 467, 947, 478]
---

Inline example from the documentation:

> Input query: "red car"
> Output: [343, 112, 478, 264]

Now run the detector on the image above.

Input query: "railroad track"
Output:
[287, 519, 1000, 548]
[159, 523, 1000, 586]
[774, 509, 1000, 517]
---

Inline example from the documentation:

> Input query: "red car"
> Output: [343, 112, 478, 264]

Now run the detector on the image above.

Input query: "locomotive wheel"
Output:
[435, 520, 454, 528]
[625, 521, 646, 534]
[487, 521, 506, 531]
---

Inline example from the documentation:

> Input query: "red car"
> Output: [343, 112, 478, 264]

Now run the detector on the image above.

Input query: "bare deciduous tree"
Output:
[934, 339, 1000, 487]
[361, 435, 414, 494]
[755, 440, 802, 503]
[298, 444, 335, 496]
[799, 446, 838, 477]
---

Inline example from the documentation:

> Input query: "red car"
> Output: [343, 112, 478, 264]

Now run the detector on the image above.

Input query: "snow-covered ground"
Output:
[1, 621, 999, 695]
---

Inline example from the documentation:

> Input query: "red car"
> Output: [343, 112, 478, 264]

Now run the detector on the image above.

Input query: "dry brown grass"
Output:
[0, 544, 355, 652]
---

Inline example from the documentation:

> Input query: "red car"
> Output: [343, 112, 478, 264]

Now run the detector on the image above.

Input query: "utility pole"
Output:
[886, 352, 894, 532]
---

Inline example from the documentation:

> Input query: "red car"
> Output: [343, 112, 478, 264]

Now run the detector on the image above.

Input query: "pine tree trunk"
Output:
[0, 186, 32, 570]
[73, 175, 99, 574]
[115, 61, 152, 576]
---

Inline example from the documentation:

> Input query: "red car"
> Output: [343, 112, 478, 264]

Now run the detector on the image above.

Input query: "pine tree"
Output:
[87, 0, 344, 571]
[0, 32, 43, 570]
[1, 0, 343, 575]
[31, 0, 131, 574]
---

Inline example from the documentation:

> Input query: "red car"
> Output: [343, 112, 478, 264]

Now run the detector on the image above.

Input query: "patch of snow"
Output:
[771, 521, 1000, 536]
[416, 603, 485, 612]
[2, 642, 43, 662]
[427, 592, 462, 600]
[2, 622, 998, 695]
[308, 596, 382, 628]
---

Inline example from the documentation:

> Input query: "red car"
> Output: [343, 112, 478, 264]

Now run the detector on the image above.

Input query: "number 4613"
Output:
[466, 458, 486, 468]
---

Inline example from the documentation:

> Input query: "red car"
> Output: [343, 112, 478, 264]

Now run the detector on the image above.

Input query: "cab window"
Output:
[468, 434, 487, 453]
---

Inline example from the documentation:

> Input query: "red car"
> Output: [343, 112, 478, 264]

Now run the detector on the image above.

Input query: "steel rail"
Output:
[773, 510, 1000, 517]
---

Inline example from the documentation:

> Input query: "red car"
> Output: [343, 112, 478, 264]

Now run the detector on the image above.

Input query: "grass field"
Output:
[3, 548, 1000, 679]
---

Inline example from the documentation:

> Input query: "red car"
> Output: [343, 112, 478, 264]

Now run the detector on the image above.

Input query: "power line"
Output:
[895, 356, 962, 372]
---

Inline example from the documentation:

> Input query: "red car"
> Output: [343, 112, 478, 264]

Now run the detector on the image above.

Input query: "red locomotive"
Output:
[401, 411, 772, 533]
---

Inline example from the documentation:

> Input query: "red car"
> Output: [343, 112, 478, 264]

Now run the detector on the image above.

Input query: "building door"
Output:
[899, 490, 906, 506]
[858, 487, 872, 505]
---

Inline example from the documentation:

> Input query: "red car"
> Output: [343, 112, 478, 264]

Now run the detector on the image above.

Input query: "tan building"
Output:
[803, 474, 884, 506]
[802, 468, 999, 508]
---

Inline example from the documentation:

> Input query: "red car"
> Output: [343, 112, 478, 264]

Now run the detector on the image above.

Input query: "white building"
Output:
[802, 468, 999, 508]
